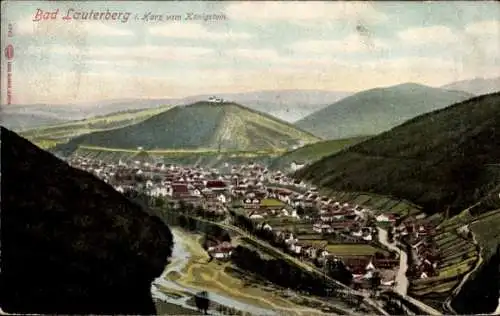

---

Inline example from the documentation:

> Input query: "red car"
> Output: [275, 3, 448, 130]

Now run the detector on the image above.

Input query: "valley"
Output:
[3, 2, 499, 315]
[4, 84, 499, 316]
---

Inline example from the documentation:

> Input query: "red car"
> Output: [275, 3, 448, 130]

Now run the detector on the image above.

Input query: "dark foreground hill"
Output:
[59, 101, 319, 154]
[0, 127, 174, 314]
[295, 83, 473, 139]
[294, 92, 500, 216]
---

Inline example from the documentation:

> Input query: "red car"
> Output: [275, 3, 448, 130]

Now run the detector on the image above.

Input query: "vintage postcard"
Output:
[1, 1, 499, 316]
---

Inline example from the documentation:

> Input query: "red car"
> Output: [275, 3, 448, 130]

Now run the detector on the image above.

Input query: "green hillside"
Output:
[59, 102, 319, 154]
[296, 83, 474, 139]
[269, 136, 372, 171]
[294, 92, 500, 217]
[20, 105, 174, 148]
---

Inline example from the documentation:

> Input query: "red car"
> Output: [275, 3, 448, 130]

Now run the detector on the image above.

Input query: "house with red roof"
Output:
[168, 183, 190, 199]
[205, 180, 228, 192]
[207, 241, 234, 260]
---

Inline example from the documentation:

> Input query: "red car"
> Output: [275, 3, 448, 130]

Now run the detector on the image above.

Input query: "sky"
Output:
[1, 1, 499, 105]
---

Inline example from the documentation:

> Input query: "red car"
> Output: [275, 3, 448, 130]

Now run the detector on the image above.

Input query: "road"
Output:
[376, 228, 443, 315]
[377, 227, 409, 295]
[260, 187, 442, 315]
[200, 213, 390, 316]
[166, 204, 444, 315]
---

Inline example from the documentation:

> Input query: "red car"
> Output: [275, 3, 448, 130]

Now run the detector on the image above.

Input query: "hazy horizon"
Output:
[1, 1, 499, 105]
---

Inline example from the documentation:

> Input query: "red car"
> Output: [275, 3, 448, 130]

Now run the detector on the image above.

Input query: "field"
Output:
[325, 244, 389, 257]
[250, 213, 389, 258]
[154, 301, 201, 315]
[260, 198, 286, 207]
[268, 136, 371, 171]
[407, 209, 487, 301]
[470, 209, 500, 259]
[21, 105, 174, 147]
[160, 229, 331, 316]
[70, 146, 281, 168]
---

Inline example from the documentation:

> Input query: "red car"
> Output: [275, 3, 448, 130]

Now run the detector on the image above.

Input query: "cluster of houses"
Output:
[207, 96, 226, 103]
[207, 241, 234, 260]
[68, 156, 407, 285]
[395, 218, 442, 279]
[67, 156, 232, 214]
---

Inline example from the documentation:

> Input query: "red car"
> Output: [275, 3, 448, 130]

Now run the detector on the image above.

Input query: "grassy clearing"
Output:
[261, 217, 303, 227]
[154, 301, 201, 315]
[440, 250, 477, 268]
[470, 210, 500, 259]
[75, 145, 287, 158]
[325, 244, 388, 257]
[436, 256, 477, 278]
[352, 194, 373, 206]
[163, 229, 322, 315]
[269, 136, 371, 170]
[22, 105, 173, 140]
[411, 280, 459, 296]
[260, 198, 285, 207]
[32, 138, 64, 149]
[297, 234, 324, 240]
[301, 240, 329, 248]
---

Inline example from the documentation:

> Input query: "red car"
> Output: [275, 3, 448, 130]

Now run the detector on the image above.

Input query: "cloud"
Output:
[225, 2, 387, 24]
[397, 26, 459, 45]
[290, 34, 388, 54]
[225, 48, 281, 60]
[12, 53, 491, 105]
[148, 23, 252, 40]
[464, 20, 500, 38]
[25, 44, 213, 62]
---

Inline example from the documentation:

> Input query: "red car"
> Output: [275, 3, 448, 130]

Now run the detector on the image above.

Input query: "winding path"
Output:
[377, 227, 409, 296]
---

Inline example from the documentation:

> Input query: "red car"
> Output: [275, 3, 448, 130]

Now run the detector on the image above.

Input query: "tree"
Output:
[388, 229, 394, 243]
[375, 251, 386, 259]
[194, 291, 210, 314]
[178, 214, 187, 228]
[371, 271, 382, 294]
[154, 197, 165, 208]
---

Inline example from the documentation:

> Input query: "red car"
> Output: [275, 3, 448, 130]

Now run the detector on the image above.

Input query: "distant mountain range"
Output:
[1, 89, 350, 131]
[179, 90, 350, 122]
[59, 101, 319, 154]
[0, 111, 67, 131]
[295, 91, 500, 217]
[441, 77, 500, 96]
[295, 83, 474, 139]
[20, 105, 174, 144]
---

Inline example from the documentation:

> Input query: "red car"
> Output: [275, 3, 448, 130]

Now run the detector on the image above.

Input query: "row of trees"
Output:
[229, 211, 354, 287]
[231, 245, 340, 297]
[176, 200, 226, 222]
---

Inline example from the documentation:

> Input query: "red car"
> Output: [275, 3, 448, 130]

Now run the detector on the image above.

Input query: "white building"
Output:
[290, 161, 306, 171]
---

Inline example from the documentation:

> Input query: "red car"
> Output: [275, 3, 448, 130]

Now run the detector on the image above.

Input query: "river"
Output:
[377, 228, 409, 295]
[151, 229, 276, 316]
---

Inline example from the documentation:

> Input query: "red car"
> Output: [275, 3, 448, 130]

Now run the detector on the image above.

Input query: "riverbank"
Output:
[152, 228, 334, 316]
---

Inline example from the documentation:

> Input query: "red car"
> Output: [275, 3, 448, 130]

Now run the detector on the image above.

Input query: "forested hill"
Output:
[59, 101, 319, 154]
[294, 92, 500, 216]
[295, 83, 473, 139]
